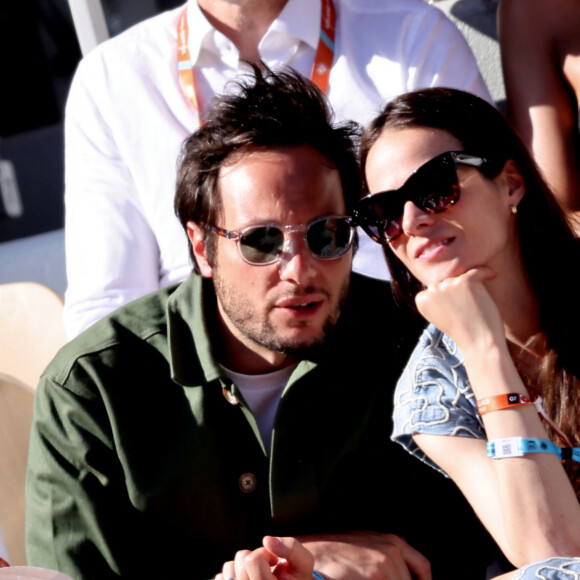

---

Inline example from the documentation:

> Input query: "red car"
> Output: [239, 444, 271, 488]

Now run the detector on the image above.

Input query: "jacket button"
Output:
[238, 473, 257, 493]
[222, 386, 239, 405]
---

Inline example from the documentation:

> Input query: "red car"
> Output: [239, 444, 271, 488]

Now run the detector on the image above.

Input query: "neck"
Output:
[219, 335, 299, 374]
[220, 346, 297, 375]
[485, 260, 541, 348]
[197, 0, 289, 61]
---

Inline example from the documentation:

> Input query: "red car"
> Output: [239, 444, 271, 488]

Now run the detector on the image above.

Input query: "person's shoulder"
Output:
[77, 5, 182, 71]
[43, 284, 179, 387]
[399, 325, 467, 401]
[348, 273, 415, 319]
[336, 0, 465, 51]
[416, 324, 458, 356]
[501, 0, 578, 20]
[346, 273, 426, 354]
[349, 271, 391, 292]
[337, 0, 444, 17]
[347, 272, 395, 313]
[499, 0, 576, 37]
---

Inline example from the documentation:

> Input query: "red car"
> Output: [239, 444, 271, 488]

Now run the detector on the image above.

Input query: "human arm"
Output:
[216, 532, 431, 580]
[25, 374, 148, 579]
[498, 0, 580, 212]
[296, 531, 430, 580]
[412, 268, 580, 565]
[63, 55, 163, 338]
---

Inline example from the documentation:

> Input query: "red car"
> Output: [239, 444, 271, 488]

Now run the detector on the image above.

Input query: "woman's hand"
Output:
[413, 266, 580, 564]
[415, 267, 504, 353]
[215, 532, 431, 580]
[215, 536, 314, 580]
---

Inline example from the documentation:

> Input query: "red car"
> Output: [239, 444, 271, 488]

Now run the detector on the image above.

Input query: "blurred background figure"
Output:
[499, 0, 580, 223]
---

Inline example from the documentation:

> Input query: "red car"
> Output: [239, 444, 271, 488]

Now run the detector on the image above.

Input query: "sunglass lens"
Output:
[412, 155, 459, 213]
[360, 196, 403, 243]
[240, 226, 284, 264]
[307, 218, 352, 258]
[419, 186, 459, 213]
[355, 153, 460, 244]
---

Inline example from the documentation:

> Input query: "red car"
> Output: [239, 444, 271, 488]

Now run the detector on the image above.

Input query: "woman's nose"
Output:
[400, 200, 436, 236]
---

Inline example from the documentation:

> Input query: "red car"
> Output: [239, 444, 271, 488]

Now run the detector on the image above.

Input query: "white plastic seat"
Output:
[0, 373, 35, 565]
[0, 282, 66, 389]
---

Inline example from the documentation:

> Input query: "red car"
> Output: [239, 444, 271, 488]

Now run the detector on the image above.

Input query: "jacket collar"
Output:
[167, 274, 223, 386]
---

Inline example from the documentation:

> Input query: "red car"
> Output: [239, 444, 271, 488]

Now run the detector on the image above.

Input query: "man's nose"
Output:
[277, 235, 317, 282]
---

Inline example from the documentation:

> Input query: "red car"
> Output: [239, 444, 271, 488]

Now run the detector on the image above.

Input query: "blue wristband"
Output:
[561, 447, 580, 462]
[312, 572, 325, 580]
[486, 437, 580, 462]
[487, 437, 560, 458]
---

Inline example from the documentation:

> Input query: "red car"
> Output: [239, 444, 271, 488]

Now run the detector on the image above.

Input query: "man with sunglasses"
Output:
[63, 0, 494, 341]
[27, 68, 496, 579]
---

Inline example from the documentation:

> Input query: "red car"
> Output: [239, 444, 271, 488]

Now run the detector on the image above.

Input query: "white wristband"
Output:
[486, 437, 561, 459]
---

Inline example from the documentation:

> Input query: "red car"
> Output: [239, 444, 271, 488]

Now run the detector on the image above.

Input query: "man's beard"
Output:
[212, 269, 350, 356]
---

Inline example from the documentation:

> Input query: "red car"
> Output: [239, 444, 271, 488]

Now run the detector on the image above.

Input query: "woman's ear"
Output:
[187, 221, 213, 278]
[499, 159, 526, 208]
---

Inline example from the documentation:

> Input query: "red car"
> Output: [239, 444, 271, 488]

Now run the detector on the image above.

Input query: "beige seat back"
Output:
[0, 282, 66, 389]
[0, 373, 35, 565]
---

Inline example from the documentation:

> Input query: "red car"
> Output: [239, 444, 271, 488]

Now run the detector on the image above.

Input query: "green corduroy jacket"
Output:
[26, 273, 496, 579]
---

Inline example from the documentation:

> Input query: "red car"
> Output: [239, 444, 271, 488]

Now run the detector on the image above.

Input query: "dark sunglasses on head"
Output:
[208, 215, 355, 266]
[352, 151, 491, 244]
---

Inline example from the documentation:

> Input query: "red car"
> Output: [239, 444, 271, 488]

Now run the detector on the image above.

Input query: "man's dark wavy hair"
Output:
[175, 64, 361, 272]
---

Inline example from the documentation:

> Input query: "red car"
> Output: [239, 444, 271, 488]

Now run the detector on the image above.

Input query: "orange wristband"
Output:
[477, 393, 533, 415]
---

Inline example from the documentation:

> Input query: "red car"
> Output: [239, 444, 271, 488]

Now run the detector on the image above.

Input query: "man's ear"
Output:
[187, 221, 213, 278]
[499, 159, 526, 208]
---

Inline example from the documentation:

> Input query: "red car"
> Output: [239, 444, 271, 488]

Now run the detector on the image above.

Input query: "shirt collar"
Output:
[186, 0, 217, 65]
[268, 0, 321, 52]
[186, 0, 321, 65]
[165, 273, 325, 389]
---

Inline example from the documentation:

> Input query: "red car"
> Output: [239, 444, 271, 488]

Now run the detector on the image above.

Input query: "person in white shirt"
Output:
[63, 0, 492, 338]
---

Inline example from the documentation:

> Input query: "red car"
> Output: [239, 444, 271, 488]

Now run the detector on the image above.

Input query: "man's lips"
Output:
[275, 294, 325, 311]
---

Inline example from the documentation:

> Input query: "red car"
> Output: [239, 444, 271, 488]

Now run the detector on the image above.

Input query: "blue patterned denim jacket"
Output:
[392, 325, 580, 578]
[392, 323, 486, 475]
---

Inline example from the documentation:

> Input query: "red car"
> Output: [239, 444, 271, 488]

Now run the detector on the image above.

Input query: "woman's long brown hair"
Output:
[360, 87, 580, 495]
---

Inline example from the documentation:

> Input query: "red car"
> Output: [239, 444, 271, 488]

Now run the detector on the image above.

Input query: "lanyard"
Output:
[177, 0, 336, 114]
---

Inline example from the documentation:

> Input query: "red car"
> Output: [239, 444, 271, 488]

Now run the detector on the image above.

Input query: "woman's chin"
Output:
[414, 262, 468, 286]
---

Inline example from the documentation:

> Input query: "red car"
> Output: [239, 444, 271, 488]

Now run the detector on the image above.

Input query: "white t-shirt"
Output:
[220, 363, 297, 451]
[63, 0, 492, 338]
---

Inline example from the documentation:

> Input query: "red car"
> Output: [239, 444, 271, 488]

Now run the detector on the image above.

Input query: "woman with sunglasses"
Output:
[353, 87, 580, 576]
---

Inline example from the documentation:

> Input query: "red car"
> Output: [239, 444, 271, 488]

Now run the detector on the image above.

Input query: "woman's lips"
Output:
[414, 237, 454, 260]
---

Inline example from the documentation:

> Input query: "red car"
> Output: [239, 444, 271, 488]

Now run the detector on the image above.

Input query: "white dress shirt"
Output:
[63, 0, 492, 338]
